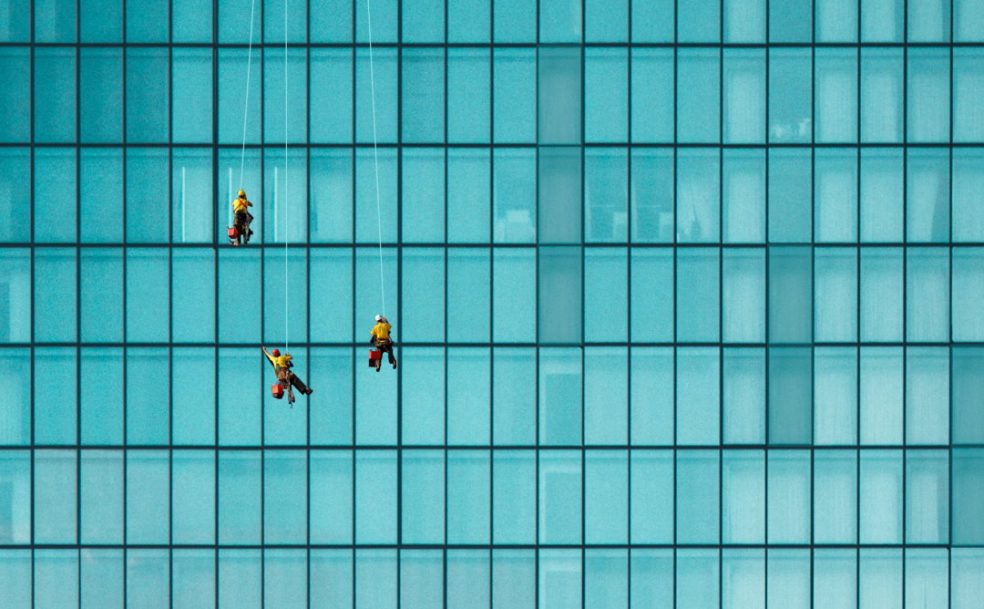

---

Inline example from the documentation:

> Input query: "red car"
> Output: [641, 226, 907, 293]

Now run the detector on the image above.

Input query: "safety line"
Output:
[237, 0, 257, 190]
[366, 0, 387, 316]
[284, 0, 289, 351]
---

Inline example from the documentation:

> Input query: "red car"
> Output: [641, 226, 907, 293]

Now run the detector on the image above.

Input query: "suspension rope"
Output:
[237, 0, 257, 190]
[284, 0, 290, 351]
[365, 0, 386, 317]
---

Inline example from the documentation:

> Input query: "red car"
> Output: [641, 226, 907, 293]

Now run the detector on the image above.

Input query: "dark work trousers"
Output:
[277, 368, 310, 394]
[376, 340, 397, 365]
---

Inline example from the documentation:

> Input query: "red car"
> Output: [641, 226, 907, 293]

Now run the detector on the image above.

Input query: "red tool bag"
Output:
[271, 383, 284, 399]
[228, 226, 239, 239]
[368, 350, 382, 367]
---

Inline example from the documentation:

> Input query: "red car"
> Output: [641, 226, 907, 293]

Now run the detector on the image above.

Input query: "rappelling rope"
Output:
[365, 0, 387, 316]
[283, 0, 290, 352]
[237, 0, 257, 191]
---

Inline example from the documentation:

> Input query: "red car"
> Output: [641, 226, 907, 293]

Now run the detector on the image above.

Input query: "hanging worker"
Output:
[369, 314, 398, 372]
[262, 346, 314, 400]
[230, 189, 254, 246]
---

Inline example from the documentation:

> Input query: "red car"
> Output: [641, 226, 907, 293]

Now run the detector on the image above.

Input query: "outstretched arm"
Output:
[261, 347, 274, 365]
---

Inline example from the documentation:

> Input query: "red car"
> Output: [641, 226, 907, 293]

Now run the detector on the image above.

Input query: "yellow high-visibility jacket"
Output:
[265, 352, 292, 371]
[370, 322, 392, 342]
[233, 197, 253, 214]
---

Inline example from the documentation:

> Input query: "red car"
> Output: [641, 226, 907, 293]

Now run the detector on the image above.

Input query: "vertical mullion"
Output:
[29, 0, 36, 604]
[763, 0, 770, 604]
[442, 2, 450, 606]
[396, 3, 404, 606]
[168, 5, 175, 606]
[306, 1, 313, 605]
[350, 1, 358, 603]
[212, 1, 222, 606]
[579, 0, 587, 605]
[121, 0, 129, 604]
[258, 1, 266, 606]
[75, 0, 83, 600]
[487, 0, 496, 604]
[717, 1, 725, 605]
[947, 0, 954, 603]
[626, 0, 634, 604]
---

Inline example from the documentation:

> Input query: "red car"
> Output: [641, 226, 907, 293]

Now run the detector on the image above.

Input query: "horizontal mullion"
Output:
[7, 142, 984, 149]
[3, 242, 974, 248]
[4, 341, 976, 348]
[6, 444, 967, 451]
[4, 41, 981, 49]
[0, 542, 960, 550]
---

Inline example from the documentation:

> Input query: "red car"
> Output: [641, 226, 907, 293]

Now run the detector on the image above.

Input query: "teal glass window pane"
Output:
[630, 249, 673, 341]
[769, 0, 812, 41]
[631, 49, 674, 143]
[401, 49, 444, 143]
[859, 450, 903, 544]
[261, 150, 309, 247]
[722, 450, 765, 543]
[631, 148, 674, 241]
[173, 550, 214, 609]
[585, 550, 628, 608]
[80, 149, 123, 242]
[954, 248, 984, 340]
[860, 148, 903, 241]
[814, 450, 858, 543]
[355, 48, 396, 143]
[126, 49, 169, 142]
[904, 550, 948, 609]
[631, 0, 674, 41]
[860, 247, 902, 341]
[861, 49, 903, 143]
[34, 348, 76, 445]
[172, 451, 215, 544]
[447, 348, 491, 445]
[492, 249, 535, 341]
[768, 551, 810, 609]
[906, 247, 949, 342]
[768, 247, 812, 343]
[677, 149, 720, 242]
[447, 452, 490, 544]
[538, 49, 582, 145]
[722, 549, 764, 609]
[585, 49, 627, 142]
[539, 348, 582, 445]
[815, 150, 858, 242]
[817, 0, 858, 41]
[677, 550, 719, 609]
[953, 347, 984, 444]
[126, 249, 169, 341]
[448, 149, 490, 242]
[35, 49, 77, 143]
[490, 0, 534, 42]
[814, 248, 857, 342]
[538, 148, 582, 244]
[724, 149, 766, 242]
[310, 50, 352, 143]
[173, 349, 215, 445]
[80, 48, 123, 142]
[538, 451, 582, 543]
[677, 348, 720, 445]
[905, 451, 949, 544]
[0, 150, 29, 242]
[217, 50, 262, 144]
[34, 249, 77, 343]
[907, 49, 950, 143]
[128, 550, 169, 609]
[355, 451, 397, 544]
[954, 449, 984, 544]
[173, 0, 212, 41]
[447, 49, 490, 143]
[585, 347, 627, 444]
[218, 451, 262, 540]
[813, 550, 856, 609]
[816, 50, 858, 141]
[860, 347, 903, 445]
[677, 249, 720, 341]
[631, 550, 674, 609]
[906, 149, 950, 242]
[954, 50, 984, 142]
[492, 451, 535, 544]
[724, 50, 766, 144]
[724, 0, 766, 42]
[0, 48, 28, 142]
[218, 250, 260, 342]
[723, 249, 765, 342]
[399, 550, 441, 609]
[126, 149, 169, 243]
[585, 452, 628, 543]
[908, 0, 950, 41]
[956, 0, 984, 40]
[862, 0, 902, 40]
[954, 149, 984, 240]
[310, 150, 352, 243]
[34, 451, 77, 543]
[679, 0, 720, 42]
[676, 451, 720, 544]
[173, 150, 214, 243]
[585, 148, 627, 242]
[449, 0, 489, 42]
[34, 148, 77, 242]
[539, 550, 582, 609]
[126, 450, 170, 544]
[539, 0, 581, 42]
[218, 550, 261, 609]
[492, 550, 535, 609]
[126, 348, 169, 445]
[905, 347, 949, 444]
[768, 149, 812, 242]
[769, 50, 812, 142]
[36, 550, 79, 609]
[126, 0, 167, 41]
[585, 250, 627, 342]
[172, 50, 213, 143]
[493, 149, 536, 243]
[310, 452, 353, 544]
[630, 451, 673, 542]
[767, 451, 811, 543]
[860, 549, 902, 609]
[723, 349, 765, 444]
[447, 250, 491, 342]
[586, 0, 627, 41]
[768, 348, 812, 444]
[0, 0, 30, 41]
[401, 249, 444, 341]
[401, 451, 444, 544]
[79, 450, 123, 543]
[677, 50, 720, 143]
[814, 347, 858, 445]
[402, 348, 445, 444]
[402, 0, 443, 41]
[81, 550, 123, 609]
[263, 0, 308, 43]
[264, 452, 307, 543]
[493, 348, 535, 445]
[172, 250, 215, 342]
[538, 247, 582, 343]
[493, 49, 536, 143]
[0, 452, 30, 543]
[953, 549, 984, 609]
[218, 355, 261, 445]
[630, 348, 674, 446]
[309, 349, 353, 446]
[80, 348, 123, 444]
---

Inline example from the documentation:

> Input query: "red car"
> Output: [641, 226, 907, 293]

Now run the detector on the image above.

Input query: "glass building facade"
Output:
[1, 0, 984, 606]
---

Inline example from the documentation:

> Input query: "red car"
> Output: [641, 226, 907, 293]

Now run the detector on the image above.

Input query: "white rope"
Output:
[237, 0, 257, 190]
[366, 0, 386, 317]
[284, 0, 289, 351]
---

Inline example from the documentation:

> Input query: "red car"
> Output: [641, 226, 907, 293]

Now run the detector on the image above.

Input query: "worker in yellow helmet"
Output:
[262, 346, 313, 401]
[369, 315, 397, 372]
[230, 189, 254, 246]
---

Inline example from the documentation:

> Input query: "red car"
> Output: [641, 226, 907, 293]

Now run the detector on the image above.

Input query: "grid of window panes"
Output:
[3, 0, 984, 607]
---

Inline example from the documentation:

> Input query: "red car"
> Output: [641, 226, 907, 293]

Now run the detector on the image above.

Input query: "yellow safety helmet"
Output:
[238, 189, 247, 198]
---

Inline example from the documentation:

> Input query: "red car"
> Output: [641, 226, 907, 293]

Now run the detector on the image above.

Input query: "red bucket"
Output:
[368, 350, 382, 367]
[228, 226, 239, 239]
[271, 383, 284, 399]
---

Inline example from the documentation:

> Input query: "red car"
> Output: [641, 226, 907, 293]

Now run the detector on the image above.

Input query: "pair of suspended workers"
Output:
[230, 191, 399, 404]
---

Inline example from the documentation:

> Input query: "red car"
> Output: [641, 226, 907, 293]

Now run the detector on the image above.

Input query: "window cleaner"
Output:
[262, 346, 313, 404]
[229, 189, 255, 246]
[369, 315, 398, 372]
